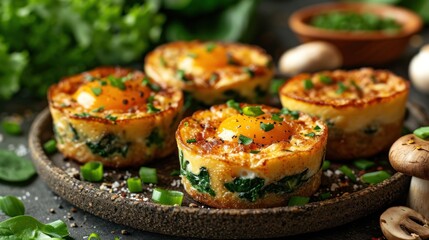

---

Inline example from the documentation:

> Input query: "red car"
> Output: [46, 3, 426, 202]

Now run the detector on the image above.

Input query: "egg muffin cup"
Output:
[144, 41, 274, 105]
[176, 103, 328, 208]
[48, 67, 184, 168]
[280, 68, 409, 160]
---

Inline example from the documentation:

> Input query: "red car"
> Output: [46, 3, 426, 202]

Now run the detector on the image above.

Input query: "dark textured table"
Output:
[1, 0, 428, 239]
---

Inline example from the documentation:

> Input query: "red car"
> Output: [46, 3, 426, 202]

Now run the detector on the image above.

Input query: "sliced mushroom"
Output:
[380, 206, 429, 240]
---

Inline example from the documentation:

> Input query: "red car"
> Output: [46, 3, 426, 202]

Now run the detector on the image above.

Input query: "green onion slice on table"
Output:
[152, 188, 184, 205]
[80, 162, 103, 182]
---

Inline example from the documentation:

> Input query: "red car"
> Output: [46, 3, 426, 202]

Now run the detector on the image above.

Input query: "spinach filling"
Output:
[146, 128, 164, 147]
[86, 134, 129, 158]
[68, 123, 79, 141]
[224, 169, 309, 202]
[179, 151, 216, 197]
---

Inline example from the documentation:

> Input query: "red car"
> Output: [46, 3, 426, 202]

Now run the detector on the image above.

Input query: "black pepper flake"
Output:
[122, 99, 129, 105]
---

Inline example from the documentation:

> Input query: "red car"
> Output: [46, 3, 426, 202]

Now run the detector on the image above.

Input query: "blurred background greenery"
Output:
[0, 0, 426, 101]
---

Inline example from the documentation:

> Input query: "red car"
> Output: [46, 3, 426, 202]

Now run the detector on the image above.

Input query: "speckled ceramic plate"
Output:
[29, 108, 410, 239]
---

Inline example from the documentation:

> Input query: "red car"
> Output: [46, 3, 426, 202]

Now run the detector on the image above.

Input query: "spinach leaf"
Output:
[179, 151, 216, 196]
[263, 169, 308, 194]
[146, 128, 164, 147]
[0, 150, 36, 182]
[86, 134, 129, 158]
[0, 196, 25, 217]
[224, 177, 265, 202]
[0, 216, 69, 239]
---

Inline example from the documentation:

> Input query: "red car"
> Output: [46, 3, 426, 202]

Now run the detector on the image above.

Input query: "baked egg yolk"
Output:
[189, 45, 230, 72]
[217, 114, 293, 145]
[73, 79, 151, 111]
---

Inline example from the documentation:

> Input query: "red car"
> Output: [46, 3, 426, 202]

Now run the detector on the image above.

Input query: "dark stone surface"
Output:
[0, 0, 428, 239]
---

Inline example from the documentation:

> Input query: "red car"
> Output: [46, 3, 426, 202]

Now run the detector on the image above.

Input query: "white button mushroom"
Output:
[409, 44, 429, 94]
[380, 206, 429, 240]
[278, 41, 342, 76]
[389, 130, 429, 219]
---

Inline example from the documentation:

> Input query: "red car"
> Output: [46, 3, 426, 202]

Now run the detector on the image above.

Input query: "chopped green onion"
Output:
[43, 139, 57, 154]
[108, 75, 126, 90]
[186, 138, 197, 143]
[206, 42, 216, 52]
[280, 108, 300, 120]
[361, 171, 391, 184]
[303, 79, 313, 90]
[170, 169, 180, 176]
[139, 167, 158, 184]
[74, 112, 91, 118]
[1, 120, 22, 135]
[260, 123, 274, 132]
[238, 135, 253, 145]
[91, 87, 102, 96]
[250, 150, 260, 154]
[152, 188, 184, 205]
[226, 99, 242, 113]
[269, 79, 286, 94]
[351, 80, 361, 91]
[88, 233, 101, 240]
[92, 106, 105, 113]
[141, 77, 161, 92]
[319, 75, 333, 85]
[80, 162, 103, 182]
[288, 196, 310, 206]
[271, 113, 283, 122]
[322, 160, 331, 170]
[314, 125, 321, 131]
[336, 82, 347, 94]
[176, 69, 188, 82]
[320, 192, 332, 200]
[147, 103, 160, 113]
[184, 122, 189, 127]
[414, 126, 429, 140]
[243, 67, 255, 77]
[305, 132, 316, 138]
[242, 106, 264, 117]
[339, 165, 357, 182]
[105, 114, 117, 122]
[353, 159, 375, 170]
[127, 177, 143, 193]
[0, 195, 25, 217]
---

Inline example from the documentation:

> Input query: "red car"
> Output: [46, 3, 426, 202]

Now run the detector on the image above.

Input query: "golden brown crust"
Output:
[145, 41, 274, 104]
[48, 67, 184, 167]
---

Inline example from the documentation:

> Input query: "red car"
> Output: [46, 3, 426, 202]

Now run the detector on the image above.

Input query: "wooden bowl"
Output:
[289, 3, 423, 66]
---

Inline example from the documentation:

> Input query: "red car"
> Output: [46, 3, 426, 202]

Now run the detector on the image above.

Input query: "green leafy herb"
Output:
[186, 138, 197, 143]
[127, 177, 143, 193]
[288, 196, 310, 206]
[319, 75, 333, 85]
[142, 77, 161, 92]
[351, 80, 362, 92]
[0, 196, 25, 217]
[43, 139, 57, 154]
[74, 112, 91, 118]
[414, 126, 429, 140]
[139, 167, 158, 184]
[320, 192, 332, 200]
[250, 150, 260, 154]
[263, 169, 308, 195]
[80, 161, 103, 182]
[69, 123, 80, 141]
[152, 188, 184, 205]
[260, 123, 274, 132]
[238, 135, 253, 145]
[339, 165, 357, 183]
[86, 134, 129, 158]
[242, 106, 264, 117]
[0, 216, 69, 239]
[170, 169, 181, 176]
[1, 120, 22, 135]
[226, 99, 242, 113]
[92, 106, 105, 113]
[105, 114, 117, 122]
[322, 160, 331, 170]
[179, 151, 215, 196]
[314, 125, 321, 131]
[205, 42, 216, 52]
[243, 67, 254, 77]
[91, 87, 102, 96]
[361, 171, 391, 184]
[147, 103, 161, 113]
[0, 150, 36, 182]
[305, 132, 316, 138]
[271, 113, 283, 122]
[0, 38, 27, 100]
[108, 76, 126, 90]
[336, 82, 347, 94]
[176, 69, 188, 82]
[353, 159, 375, 170]
[280, 108, 300, 120]
[146, 128, 164, 147]
[224, 177, 265, 202]
[303, 79, 314, 90]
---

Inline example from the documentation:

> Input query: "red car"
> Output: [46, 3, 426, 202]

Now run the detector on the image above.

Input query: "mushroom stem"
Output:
[408, 176, 429, 220]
